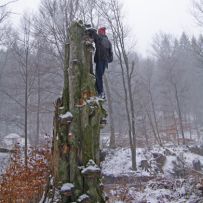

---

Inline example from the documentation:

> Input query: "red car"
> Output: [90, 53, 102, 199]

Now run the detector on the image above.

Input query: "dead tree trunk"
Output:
[104, 75, 116, 148]
[52, 21, 106, 203]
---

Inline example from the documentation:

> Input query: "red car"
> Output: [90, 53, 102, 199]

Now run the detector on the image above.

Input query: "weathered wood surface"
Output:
[52, 21, 106, 203]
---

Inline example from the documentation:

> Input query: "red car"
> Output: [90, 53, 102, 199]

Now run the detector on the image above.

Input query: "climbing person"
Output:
[87, 27, 113, 99]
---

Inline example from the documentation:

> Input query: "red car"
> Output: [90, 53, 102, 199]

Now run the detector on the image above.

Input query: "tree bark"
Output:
[52, 21, 106, 203]
[24, 45, 29, 167]
[36, 61, 40, 145]
[174, 83, 185, 144]
[104, 74, 116, 148]
[149, 87, 162, 146]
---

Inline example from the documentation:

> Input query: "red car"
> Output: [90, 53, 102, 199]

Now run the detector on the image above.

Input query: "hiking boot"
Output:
[97, 92, 105, 99]
[101, 92, 106, 99]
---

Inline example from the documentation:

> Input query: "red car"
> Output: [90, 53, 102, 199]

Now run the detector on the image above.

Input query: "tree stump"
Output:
[52, 21, 106, 202]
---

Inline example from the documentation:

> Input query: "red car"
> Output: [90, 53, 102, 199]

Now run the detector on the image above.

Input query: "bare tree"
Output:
[77, 0, 101, 27]
[139, 59, 163, 146]
[11, 14, 35, 166]
[96, 0, 137, 169]
[192, 0, 203, 26]
[104, 74, 116, 148]
[0, 0, 18, 44]
[0, 0, 17, 83]
[34, 0, 80, 70]
[152, 34, 189, 145]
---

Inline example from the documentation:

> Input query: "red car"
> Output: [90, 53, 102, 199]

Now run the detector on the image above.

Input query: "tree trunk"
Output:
[149, 88, 162, 146]
[174, 84, 185, 144]
[116, 47, 136, 170]
[142, 115, 150, 149]
[52, 21, 106, 203]
[194, 114, 200, 141]
[173, 111, 179, 145]
[104, 74, 115, 148]
[24, 47, 28, 167]
[36, 62, 40, 145]
[146, 108, 161, 146]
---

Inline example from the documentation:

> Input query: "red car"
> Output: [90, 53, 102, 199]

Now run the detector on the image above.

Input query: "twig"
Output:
[42, 175, 51, 203]
[191, 169, 203, 176]
[0, 0, 18, 8]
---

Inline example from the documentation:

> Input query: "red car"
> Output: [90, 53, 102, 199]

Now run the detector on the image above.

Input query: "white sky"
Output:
[9, 0, 202, 56]
[124, 0, 202, 55]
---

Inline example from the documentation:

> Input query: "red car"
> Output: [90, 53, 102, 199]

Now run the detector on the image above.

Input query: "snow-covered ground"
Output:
[1, 133, 25, 149]
[0, 152, 10, 175]
[102, 148, 150, 177]
[102, 145, 203, 176]
[102, 145, 203, 202]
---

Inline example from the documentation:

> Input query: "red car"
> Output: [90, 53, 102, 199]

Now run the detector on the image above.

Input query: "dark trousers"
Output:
[95, 61, 106, 95]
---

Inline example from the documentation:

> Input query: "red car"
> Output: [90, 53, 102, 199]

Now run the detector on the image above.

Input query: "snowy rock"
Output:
[100, 149, 107, 162]
[171, 154, 187, 178]
[140, 160, 151, 172]
[152, 152, 166, 168]
[192, 158, 201, 171]
[163, 148, 176, 156]
[189, 145, 203, 156]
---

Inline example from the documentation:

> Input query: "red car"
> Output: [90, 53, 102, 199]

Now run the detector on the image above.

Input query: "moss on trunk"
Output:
[52, 21, 106, 203]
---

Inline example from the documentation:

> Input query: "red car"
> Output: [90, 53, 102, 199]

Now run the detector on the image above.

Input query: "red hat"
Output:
[98, 27, 106, 35]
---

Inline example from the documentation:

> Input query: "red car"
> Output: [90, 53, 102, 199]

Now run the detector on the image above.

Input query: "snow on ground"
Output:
[102, 148, 149, 177]
[123, 179, 203, 203]
[163, 155, 177, 176]
[2, 133, 25, 149]
[0, 133, 20, 176]
[102, 148, 134, 176]
[102, 145, 203, 177]
[102, 145, 203, 202]
[0, 152, 10, 175]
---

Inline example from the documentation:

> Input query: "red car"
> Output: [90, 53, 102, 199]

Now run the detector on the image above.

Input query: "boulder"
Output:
[152, 152, 166, 168]
[140, 160, 151, 172]
[192, 159, 201, 171]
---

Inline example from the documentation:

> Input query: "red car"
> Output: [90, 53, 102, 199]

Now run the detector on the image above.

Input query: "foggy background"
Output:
[1, 0, 203, 147]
